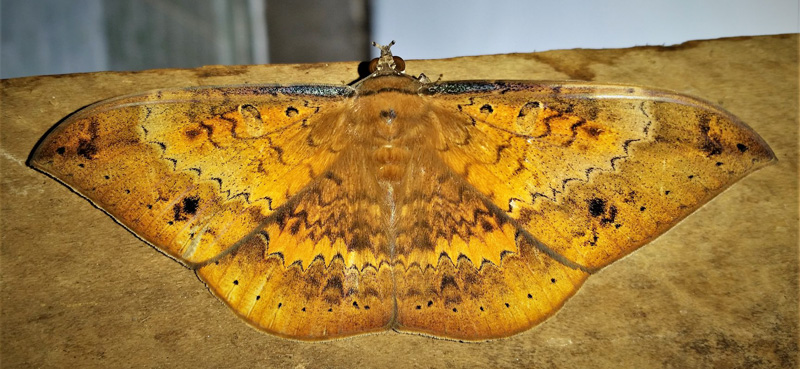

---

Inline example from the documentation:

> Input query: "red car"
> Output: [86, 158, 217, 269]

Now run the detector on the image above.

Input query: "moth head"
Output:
[369, 41, 406, 75]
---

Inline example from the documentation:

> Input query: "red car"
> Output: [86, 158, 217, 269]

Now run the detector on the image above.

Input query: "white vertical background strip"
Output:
[249, 0, 269, 64]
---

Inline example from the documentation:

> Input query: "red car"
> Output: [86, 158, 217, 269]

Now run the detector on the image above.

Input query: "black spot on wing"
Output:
[173, 196, 201, 221]
[588, 198, 606, 217]
[76, 139, 98, 160]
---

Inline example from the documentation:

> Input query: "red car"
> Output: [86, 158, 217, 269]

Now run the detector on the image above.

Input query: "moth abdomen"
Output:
[373, 145, 410, 182]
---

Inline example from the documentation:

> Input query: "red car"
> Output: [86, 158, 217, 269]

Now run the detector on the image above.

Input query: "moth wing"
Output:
[30, 84, 399, 339]
[29, 85, 354, 266]
[195, 145, 397, 339]
[427, 81, 775, 271]
[392, 149, 589, 340]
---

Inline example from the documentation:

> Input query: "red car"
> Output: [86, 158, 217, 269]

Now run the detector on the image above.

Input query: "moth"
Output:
[30, 41, 775, 341]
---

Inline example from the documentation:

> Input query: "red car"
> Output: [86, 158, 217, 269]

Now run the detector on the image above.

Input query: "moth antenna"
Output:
[372, 40, 396, 52]
[370, 40, 402, 74]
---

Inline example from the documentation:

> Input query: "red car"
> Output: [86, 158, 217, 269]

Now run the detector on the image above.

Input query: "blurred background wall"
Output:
[1, 0, 797, 79]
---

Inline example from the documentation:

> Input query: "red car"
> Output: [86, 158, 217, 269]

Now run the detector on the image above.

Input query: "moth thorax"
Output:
[374, 145, 409, 182]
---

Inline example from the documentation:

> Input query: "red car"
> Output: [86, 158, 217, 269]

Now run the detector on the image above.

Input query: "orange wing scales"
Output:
[429, 83, 775, 271]
[196, 236, 394, 339]
[31, 55, 775, 340]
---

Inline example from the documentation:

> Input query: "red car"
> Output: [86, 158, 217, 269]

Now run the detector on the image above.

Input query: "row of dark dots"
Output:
[234, 275, 557, 313]
[660, 172, 707, 199]
[270, 300, 372, 312]
[413, 278, 559, 313]
[98, 174, 131, 194]
[71, 172, 135, 203]
[634, 179, 682, 211]
[229, 278, 562, 314]
[231, 279, 372, 312]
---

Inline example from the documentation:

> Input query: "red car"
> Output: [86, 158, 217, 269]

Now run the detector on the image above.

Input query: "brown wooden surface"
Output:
[1, 34, 797, 368]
